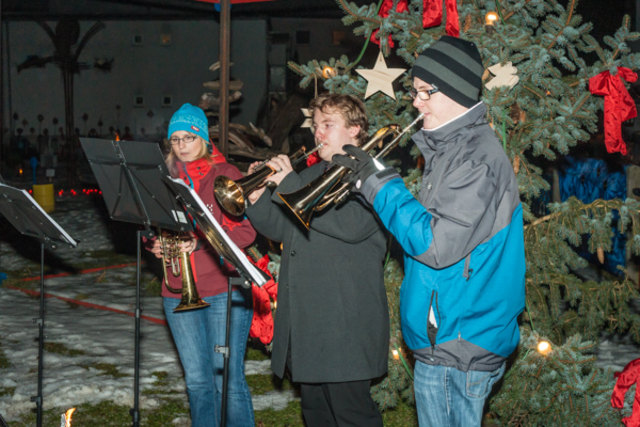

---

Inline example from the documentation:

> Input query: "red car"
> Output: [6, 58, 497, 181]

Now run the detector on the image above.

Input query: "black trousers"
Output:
[299, 380, 383, 427]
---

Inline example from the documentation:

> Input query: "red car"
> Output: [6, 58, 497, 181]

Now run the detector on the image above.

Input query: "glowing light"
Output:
[392, 349, 399, 360]
[322, 65, 337, 79]
[60, 407, 76, 427]
[19, 168, 23, 175]
[485, 11, 499, 26]
[537, 340, 552, 356]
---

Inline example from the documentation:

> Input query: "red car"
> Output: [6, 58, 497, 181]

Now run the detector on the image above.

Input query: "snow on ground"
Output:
[0, 190, 639, 423]
[0, 193, 296, 423]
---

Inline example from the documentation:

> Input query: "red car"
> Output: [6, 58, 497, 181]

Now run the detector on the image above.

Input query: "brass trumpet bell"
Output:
[173, 250, 210, 312]
[214, 167, 275, 217]
[278, 163, 346, 229]
[214, 145, 321, 217]
[160, 231, 210, 312]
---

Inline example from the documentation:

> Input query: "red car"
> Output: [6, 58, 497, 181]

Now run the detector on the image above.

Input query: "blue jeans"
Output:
[163, 289, 254, 427]
[413, 360, 505, 427]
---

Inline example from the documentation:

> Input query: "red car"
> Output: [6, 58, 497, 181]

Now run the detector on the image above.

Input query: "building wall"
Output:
[1, 18, 268, 142]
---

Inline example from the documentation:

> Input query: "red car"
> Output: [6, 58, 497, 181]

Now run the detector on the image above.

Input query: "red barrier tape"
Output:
[6, 262, 167, 325]
[18, 262, 139, 282]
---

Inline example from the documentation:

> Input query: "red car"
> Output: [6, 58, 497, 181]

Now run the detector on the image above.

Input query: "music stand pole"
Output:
[216, 277, 233, 427]
[129, 230, 143, 427]
[0, 182, 77, 427]
[214, 275, 248, 427]
[31, 242, 45, 427]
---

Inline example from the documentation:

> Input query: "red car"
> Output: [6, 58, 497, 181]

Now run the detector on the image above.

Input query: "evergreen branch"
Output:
[502, 0, 535, 21]
[335, 0, 421, 57]
[525, 199, 622, 229]
[545, 0, 577, 51]
[609, 16, 632, 62]
[287, 61, 305, 76]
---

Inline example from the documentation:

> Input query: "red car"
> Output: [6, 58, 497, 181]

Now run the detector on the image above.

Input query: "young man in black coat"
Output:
[245, 93, 389, 427]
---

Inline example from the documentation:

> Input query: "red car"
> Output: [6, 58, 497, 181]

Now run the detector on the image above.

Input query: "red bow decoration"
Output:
[371, 0, 459, 47]
[248, 254, 278, 345]
[612, 358, 640, 427]
[589, 67, 638, 156]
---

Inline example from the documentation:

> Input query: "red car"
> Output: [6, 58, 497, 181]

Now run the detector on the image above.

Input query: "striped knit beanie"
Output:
[167, 103, 209, 141]
[411, 36, 484, 108]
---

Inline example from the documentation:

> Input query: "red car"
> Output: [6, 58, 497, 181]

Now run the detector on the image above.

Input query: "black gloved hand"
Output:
[332, 145, 400, 204]
[332, 145, 381, 191]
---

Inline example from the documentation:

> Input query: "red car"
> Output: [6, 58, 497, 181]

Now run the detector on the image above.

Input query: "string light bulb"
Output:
[322, 65, 337, 79]
[485, 11, 499, 26]
[392, 349, 400, 360]
[537, 340, 552, 356]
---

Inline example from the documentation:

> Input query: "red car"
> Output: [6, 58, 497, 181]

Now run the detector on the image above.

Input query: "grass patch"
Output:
[144, 275, 162, 296]
[255, 399, 305, 426]
[0, 386, 15, 397]
[44, 342, 87, 356]
[381, 400, 418, 426]
[246, 340, 271, 361]
[0, 342, 9, 369]
[10, 401, 131, 427]
[247, 373, 290, 395]
[79, 362, 128, 378]
[150, 370, 170, 386]
[141, 371, 185, 396]
[145, 398, 190, 424]
[10, 399, 190, 426]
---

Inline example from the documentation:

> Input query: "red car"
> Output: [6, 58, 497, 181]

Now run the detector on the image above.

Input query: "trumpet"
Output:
[214, 144, 324, 216]
[159, 231, 210, 312]
[277, 114, 425, 229]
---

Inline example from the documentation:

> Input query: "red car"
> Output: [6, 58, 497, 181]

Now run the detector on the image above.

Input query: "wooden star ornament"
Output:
[356, 51, 406, 100]
[485, 62, 519, 90]
[300, 108, 313, 132]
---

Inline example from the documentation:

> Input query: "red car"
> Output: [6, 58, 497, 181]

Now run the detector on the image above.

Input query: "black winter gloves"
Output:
[332, 145, 400, 204]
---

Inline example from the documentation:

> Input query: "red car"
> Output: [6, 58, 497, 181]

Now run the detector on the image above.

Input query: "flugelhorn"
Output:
[214, 144, 323, 216]
[159, 231, 210, 312]
[278, 114, 424, 229]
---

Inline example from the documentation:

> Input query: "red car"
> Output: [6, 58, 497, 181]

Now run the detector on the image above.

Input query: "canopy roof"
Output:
[1, 0, 346, 20]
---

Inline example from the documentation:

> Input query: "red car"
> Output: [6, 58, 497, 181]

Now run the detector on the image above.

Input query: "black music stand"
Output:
[0, 182, 78, 427]
[79, 138, 190, 427]
[163, 176, 268, 426]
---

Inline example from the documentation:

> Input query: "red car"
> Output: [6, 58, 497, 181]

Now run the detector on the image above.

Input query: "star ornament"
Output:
[485, 62, 519, 90]
[300, 108, 313, 132]
[356, 51, 406, 100]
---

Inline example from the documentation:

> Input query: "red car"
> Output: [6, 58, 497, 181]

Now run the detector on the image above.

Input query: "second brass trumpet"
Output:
[214, 145, 322, 216]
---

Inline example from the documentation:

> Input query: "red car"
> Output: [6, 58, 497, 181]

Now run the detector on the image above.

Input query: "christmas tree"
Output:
[288, 0, 640, 424]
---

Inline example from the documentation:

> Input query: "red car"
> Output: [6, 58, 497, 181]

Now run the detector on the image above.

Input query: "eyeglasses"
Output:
[409, 85, 439, 101]
[169, 134, 198, 145]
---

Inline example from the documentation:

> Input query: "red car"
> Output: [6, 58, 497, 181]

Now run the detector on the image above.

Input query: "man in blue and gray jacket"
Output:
[333, 35, 526, 426]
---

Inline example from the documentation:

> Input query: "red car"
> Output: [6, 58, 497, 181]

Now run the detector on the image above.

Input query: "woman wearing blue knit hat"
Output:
[146, 103, 256, 426]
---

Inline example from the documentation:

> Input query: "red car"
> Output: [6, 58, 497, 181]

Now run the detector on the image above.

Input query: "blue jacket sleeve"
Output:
[372, 159, 497, 268]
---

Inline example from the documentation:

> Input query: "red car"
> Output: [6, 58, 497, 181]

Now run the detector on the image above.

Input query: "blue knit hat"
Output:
[167, 103, 209, 141]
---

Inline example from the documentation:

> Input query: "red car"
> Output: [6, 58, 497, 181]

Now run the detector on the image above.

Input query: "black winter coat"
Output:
[246, 162, 389, 383]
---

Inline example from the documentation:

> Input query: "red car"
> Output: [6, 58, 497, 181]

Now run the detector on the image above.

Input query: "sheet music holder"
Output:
[79, 137, 191, 427]
[79, 137, 190, 233]
[0, 181, 77, 427]
[0, 182, 77, 249]
[163, 175, 269, 287]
